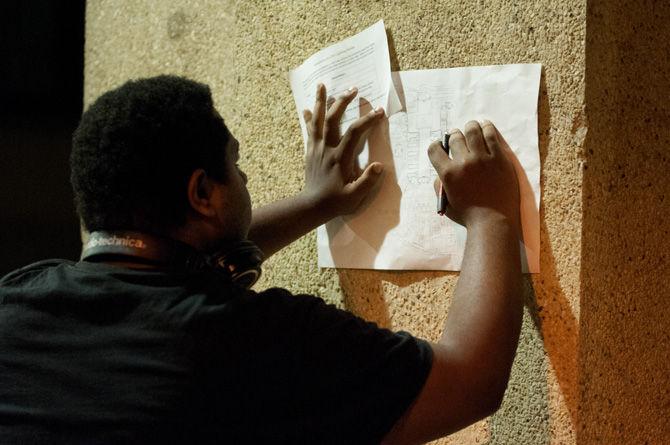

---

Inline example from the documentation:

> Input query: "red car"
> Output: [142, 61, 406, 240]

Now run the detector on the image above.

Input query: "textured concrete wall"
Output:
[84, 1, 670, 443]
[579, 1, 670, 443]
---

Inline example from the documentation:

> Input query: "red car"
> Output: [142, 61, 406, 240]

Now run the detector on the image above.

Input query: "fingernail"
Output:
[372, 163, 384, 174]
[317, 83, 324, 93]
[375, 106, 384, 115]
[448, 128, 459, 134]
[482, 119, 493, 126]
[348, 86, 358, 94]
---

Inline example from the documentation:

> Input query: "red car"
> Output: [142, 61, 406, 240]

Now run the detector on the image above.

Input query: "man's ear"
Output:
[186, 169, 218, 217]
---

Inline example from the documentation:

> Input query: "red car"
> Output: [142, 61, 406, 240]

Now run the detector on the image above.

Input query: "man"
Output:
[0, 75, 522, 444]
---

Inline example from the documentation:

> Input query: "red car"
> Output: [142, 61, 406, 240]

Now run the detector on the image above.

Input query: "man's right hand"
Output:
[428, 120, 520, 230]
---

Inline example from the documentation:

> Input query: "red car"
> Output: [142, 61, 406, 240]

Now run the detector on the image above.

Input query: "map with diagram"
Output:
[312, 64, 542, 272]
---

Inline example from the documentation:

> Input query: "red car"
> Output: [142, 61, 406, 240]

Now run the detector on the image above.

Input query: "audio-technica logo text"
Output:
[86, 235, 147, 249]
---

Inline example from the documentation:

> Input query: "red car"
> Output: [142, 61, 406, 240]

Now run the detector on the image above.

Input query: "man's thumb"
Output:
[346, 162, 384, 199]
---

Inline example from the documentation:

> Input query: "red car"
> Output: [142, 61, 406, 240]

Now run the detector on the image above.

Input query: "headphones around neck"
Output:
[80, 231, 264, 289]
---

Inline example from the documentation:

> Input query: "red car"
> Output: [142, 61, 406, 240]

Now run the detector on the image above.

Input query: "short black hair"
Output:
[70, 75, 230, 233]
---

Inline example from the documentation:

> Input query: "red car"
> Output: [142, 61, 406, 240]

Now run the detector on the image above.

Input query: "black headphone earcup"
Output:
[208, 240, 264, 289]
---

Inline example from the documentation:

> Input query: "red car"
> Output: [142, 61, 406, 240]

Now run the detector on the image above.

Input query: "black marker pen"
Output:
[437, 132, 450, 215]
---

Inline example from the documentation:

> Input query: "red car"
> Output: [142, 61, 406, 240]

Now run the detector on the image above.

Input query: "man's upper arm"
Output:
[382, 342, 503, 445]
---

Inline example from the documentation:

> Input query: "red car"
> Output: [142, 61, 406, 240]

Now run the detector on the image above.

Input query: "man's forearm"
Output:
[440, 215, 523, 402]
[247, 192, 327, 259]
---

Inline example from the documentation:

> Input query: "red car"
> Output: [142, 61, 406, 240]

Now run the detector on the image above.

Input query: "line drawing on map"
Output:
[389, 80, 465, 260]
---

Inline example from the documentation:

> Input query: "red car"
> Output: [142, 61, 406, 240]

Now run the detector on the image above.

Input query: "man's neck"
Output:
[101, 260, 162, 270]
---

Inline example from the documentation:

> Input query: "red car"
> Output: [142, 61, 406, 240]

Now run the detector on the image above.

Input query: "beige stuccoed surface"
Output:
[579, 1, 670, 444]
[84, 1, 669, 443]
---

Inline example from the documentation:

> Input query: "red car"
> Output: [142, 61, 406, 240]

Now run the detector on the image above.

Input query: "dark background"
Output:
[0, 1, 86, 275]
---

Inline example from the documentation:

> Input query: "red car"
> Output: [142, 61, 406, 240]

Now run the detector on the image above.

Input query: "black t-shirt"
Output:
[0, 259, 432, 444]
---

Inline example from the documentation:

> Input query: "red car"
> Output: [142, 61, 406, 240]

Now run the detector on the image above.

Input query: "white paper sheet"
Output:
[310, 64, 542, 273]
[289, 20, 402, 162]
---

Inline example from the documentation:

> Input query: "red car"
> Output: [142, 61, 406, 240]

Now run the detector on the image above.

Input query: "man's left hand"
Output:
[301, 83, 385, 220]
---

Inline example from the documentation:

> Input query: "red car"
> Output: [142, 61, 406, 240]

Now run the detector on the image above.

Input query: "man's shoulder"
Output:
[254, 286, 319, 302]
[0, 259, 73, 287]
[249, 286, 332, 314]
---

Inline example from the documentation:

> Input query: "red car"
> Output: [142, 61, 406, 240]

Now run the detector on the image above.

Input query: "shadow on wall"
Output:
[488, 70, 578, 443]
[532, 72, 580, 426]
[0, 1, 84, 274]
[325, 98, 403, 268]
[579, 1, 670, 443]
